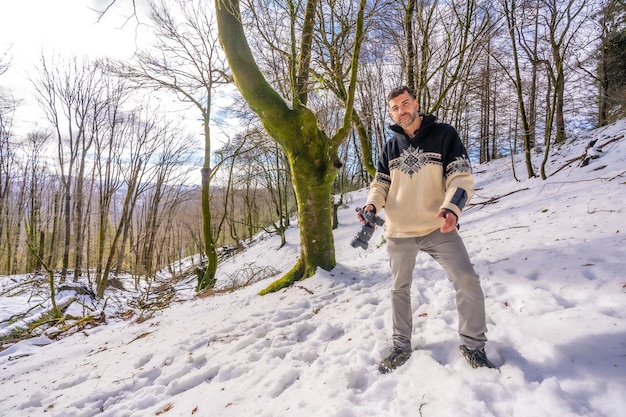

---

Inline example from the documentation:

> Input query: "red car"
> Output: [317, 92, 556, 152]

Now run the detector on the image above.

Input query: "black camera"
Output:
[351, 207, 385, 249]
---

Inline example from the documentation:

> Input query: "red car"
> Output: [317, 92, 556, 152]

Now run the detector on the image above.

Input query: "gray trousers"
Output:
[386, 230, 488, 351]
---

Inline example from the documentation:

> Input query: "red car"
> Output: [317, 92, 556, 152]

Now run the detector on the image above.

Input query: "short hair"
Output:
[387, 86, 416, 102]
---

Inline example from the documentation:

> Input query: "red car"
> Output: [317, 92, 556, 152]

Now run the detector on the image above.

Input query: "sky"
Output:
[0, 0, 150, 134]
[0, 1, 142, 63]
[0, 0, 229, 141]
[0, 0, 243, 164]
[0, 119, 625, 416]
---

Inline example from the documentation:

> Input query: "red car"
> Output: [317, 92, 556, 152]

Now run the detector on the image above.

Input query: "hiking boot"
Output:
[379, 347, 412, 374]
[459, 345, 496, 369]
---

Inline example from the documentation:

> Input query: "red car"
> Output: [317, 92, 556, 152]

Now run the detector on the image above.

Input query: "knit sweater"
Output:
[366, 114, 474, 238]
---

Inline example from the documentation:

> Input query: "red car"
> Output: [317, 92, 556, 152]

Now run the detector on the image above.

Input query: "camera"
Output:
[350, 207, 385, 249]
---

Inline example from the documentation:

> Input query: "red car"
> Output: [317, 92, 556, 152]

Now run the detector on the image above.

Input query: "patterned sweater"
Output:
[366, 114, 474, 238]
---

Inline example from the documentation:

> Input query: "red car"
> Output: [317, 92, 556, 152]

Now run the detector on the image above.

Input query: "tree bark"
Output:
[502, 0, 536, 178]
[216, 0, 365, 293]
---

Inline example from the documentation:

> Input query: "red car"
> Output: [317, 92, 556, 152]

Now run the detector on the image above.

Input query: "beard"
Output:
[394, 109, 418, 128]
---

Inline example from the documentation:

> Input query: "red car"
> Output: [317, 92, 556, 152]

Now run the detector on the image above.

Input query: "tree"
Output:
[0, 117, 20, 274]
[597, 0, 626, 125]
[0, 80, 16, 273]
[515, 0, 543, 151]
[500, 0, 537, 178]
[215, 0, 368, 293]
[216, 127, 295, 247]
[136, 121, 196, 279]
[98, 111, 147, 296]
[533, 0, 589, 178]
[91, 80, 131, 289]
[22, 130, 51, 271]
[33, 56, 105, 281]
[605, 29, 626, 119]
[310, 0, 382, 181]
[117, 0, 232, 291]
[543, 0, 589, 145]
[400, 0, 493, 118]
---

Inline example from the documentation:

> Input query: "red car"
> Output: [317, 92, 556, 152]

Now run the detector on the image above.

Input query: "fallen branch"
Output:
[45, 313, 104, 339]
[467, 188, 529, 208]
[295, 285, 314, 295]
[552, 135, 624, 175]
[0, 276, 43, 297]
[552, 140, 597, 174]
[597, 134, 624, 150]
[609, 170, 626, 181]
[485, 225, 530, 235]
[0, 295, 80, 352]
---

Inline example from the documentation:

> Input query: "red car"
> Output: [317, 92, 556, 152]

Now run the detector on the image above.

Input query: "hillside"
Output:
[1, 120, 625, 417]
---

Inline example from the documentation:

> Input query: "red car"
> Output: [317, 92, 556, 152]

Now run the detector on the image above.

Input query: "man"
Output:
[359, 86, 494, 373]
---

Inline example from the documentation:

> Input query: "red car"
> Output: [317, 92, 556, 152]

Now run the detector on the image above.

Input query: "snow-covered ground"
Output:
[1, 121, 625, 417]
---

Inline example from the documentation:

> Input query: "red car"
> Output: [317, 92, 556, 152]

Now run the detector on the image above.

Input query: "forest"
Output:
[1, 0, 625, 296]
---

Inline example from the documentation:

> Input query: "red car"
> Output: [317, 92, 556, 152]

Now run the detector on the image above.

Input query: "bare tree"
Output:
[137, 122, 196, 279]
[91, 78, 130, 285]
[500, 0, 537, 178]
[96, 107, 163, 297]
[310, 0, 383, 181]
[110, 0, 232, 291]
[517, 0, 542, 150]
[217, 127, 294, 247]
[534, 0, 590, 178]
[542, 0, 589, 146]
[22, 130, 52, 271]
[0, 133, 22, 274]
[0, 63, 18, 273]
[33, 56, 108, 281]
[400, 0, 493, 117]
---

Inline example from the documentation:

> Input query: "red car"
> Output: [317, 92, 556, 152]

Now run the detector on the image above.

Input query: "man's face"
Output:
[388, 92, 419, 128]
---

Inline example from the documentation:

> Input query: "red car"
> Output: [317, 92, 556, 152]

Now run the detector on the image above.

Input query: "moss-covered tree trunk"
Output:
[259, 122, 337, 294]
[199, 164, 218, 290]
[352, 110, 377, 180]
[216, 0, 365, 293]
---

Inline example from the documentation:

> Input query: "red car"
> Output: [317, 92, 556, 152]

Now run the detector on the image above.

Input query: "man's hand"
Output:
[357, 204, 376, 224]
[438, 208, 458, 233]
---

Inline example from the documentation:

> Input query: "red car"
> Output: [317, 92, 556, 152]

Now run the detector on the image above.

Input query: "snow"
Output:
[1, 121, 626, 417]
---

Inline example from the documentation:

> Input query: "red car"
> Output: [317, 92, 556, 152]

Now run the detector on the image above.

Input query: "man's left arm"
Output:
[440, 127, 474, 223]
